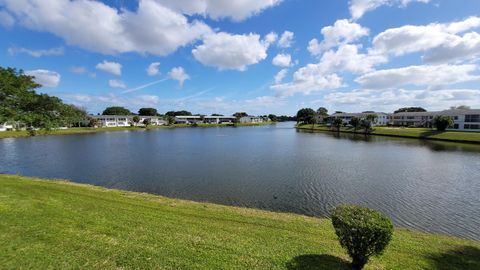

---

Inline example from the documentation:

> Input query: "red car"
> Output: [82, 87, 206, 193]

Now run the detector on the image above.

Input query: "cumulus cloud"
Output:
[1, 0, 211, 56]
[192, 32, 268, 71]
[272, 53, 292, 67]
[109, 79, 127, 89]
[8, 46, 64, 57]
[274, 69, 288, 83]
[271, 64, 344, 96]
[271, 44, 385, 96]
[96, 61, 122, 76]
[372, 16, 480, 63]
[0, 10, 15, 27]
[264, 32, 278, 45]
[153, 0, 283, 21]
[278, 31, 294, 48]
[355, 64, 480, 89]
[349, 0, 430, 20]
[70, 66, 96, 77]
[169, 67, 190, 86]
[147, 62, 160, 76]
[323, 88, 480, 112]
[308, 19, 369, 55]
[25, 69, 60, 87]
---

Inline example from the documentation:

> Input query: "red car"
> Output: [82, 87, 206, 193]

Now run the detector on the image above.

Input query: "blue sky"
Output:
[1, 0, 479, 115]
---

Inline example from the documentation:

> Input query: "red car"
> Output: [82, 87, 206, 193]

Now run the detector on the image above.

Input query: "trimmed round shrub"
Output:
[331, 204, 393, 269]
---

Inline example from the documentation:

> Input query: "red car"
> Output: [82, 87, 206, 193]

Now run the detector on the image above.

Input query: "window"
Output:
[465, 114, 480, 123]
[453, 124, 459, 129]
[464, 124, 480, 129]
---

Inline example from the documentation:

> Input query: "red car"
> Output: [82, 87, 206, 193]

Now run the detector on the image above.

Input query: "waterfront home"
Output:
[0, 122, 14, 131]
[92, 115, 166, 127]
[389, 109, 480, 131]
[174, 115, 236, 124]
[239, 116, 267, 123]
[330, 112, 389, 126]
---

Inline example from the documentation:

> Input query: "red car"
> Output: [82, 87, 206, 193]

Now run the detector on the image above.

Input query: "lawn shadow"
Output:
[420, 130, 443, 137]
[286, 254, 353, 270]
[428, 246, 480, 270]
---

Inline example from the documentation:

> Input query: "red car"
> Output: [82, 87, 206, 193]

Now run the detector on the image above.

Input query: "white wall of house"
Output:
[0, 123, 14, 131]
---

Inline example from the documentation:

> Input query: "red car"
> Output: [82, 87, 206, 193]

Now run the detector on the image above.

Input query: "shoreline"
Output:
[296, 124, 480, 144]
[0, 121, 275, 139]
[1, 173, 479, 269]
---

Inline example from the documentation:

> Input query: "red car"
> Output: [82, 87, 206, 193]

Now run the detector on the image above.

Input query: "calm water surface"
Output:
[1, 122, 479, 239]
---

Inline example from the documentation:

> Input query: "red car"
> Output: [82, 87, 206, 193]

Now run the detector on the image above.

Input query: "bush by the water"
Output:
[331, 204, 394, 269]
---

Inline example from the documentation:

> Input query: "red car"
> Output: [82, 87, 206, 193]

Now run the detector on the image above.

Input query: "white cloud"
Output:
[278, 31, 294, 48]
[271, 64, 344, 96]
[96, 60, 122, 76]
[264, 32, 278, 45]
[135, 95, 160, 105]
[192, 32, 268, 71]
[147, 62, 160, 76]
[25, 69, 60, 87]
[372, 16, 480, 63]
[323, 88, 480, 112]
[355, 64, 480, 89]
[1, 0, 211, 56]
[274, 69, 288, 83]
[169, 67, 190, 86]
[153, 0, 282, 21]
[318, 44, 387, 74]
[0, 10, 15, 27]
[308, 19, 369, 55]
[8, 46, 64, 57]
[272, 53, 292, 67]
[70, 66, 96, 77]
[349, 0, 430, 20]
[108, 79, 127, 89]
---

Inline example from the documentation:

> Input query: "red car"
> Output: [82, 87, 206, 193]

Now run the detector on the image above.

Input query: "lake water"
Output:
[1, 122, 479, 240]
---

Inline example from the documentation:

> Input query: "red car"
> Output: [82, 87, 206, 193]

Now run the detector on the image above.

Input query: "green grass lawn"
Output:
[297, 124, 480, 144]
[1, 174, 478, 269]
[0, 122, 274, 139]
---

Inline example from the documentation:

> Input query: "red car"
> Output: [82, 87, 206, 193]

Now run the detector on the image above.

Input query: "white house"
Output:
[389, 109, 480, 131]
[174, 115, 236, 124]
[239, 116, 266, 123]
[92, 115, 166, 127]
[330, 112, 389, 126]
[0, 122, 14, 131]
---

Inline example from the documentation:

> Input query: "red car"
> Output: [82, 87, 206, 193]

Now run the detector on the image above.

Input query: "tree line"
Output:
[0, 67, 86, 132]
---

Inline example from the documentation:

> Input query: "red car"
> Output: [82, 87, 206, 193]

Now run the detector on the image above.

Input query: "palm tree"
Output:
[132, 116, 140, 127]
[333, 118, 343, 132]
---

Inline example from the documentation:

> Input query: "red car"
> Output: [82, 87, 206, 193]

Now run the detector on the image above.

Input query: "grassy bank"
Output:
[0, 122, 274, 139]
[297, 124, 480, 144]
[1, 174, 478, 269]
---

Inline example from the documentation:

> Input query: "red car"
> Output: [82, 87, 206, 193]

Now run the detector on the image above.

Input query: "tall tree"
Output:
[296, 108, 316, 124]
[350, 117, 360, 133]
[433, 115, 453, 131]
[102, 106, 132, 115]
[138, 108, 158, 116]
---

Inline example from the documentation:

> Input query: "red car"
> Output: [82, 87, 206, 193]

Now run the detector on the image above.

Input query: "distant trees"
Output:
[233, 112, 248, 118]
[0, 67, 87, 131]
[296, 108, 316, 124]
[268, 114, 278, 122]
[332, 118, 343, 131]
[433, 115, 453, 131]
[165, 110, 192, 116]
[132, 116, 140, 126]
[166, 116, 176, 125]
[102, 106, 132, 115]
[316, 107, 328, 124]
[350, 117, 360, 132]
[394, 107, 426, 113]
[331, 205, 393, 270]
[142, 118, 151, 128]
[211, 113, 223, 116]
[138, 108, 157, 116]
